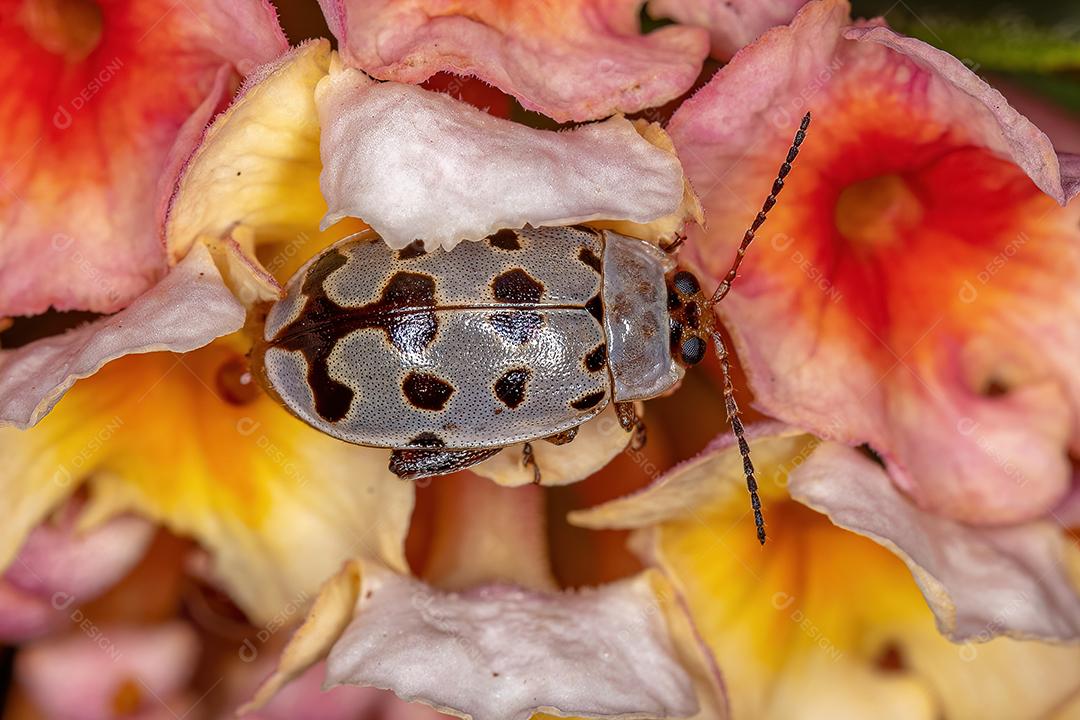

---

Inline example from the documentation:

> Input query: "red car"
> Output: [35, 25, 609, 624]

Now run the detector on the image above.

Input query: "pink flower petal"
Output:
[325, 566, 699, 720]
[317, 68, 687, 250]
[648, 0, 810, 59]
[0, 579, 64, 642]
[247, 662, 451, 720]
[317, 0, 708, 122]
[667, 0, 1080, 523]
[789, 443, 1080, 642]
[843, 24, 1077, 205]
[4, 505, 153, 602]
[0, 0, 286, 315]
[16, 621, 200, 720]
[0, 502, 155, 642]
[0, 242, 245, 428]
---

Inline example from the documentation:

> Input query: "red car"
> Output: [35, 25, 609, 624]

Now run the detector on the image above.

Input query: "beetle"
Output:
[253, 113, 810, 544]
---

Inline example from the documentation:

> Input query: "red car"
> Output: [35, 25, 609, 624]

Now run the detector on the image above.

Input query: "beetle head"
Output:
[665, 268, 714, 368]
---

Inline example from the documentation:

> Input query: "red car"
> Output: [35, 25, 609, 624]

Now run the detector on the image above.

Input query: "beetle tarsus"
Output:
[522, 442, 542, 484]
[660, 232, 685, 255]
[614, 402, 647, 449]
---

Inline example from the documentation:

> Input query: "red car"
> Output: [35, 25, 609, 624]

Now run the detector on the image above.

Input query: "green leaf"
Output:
[891, 16, 1080, 72]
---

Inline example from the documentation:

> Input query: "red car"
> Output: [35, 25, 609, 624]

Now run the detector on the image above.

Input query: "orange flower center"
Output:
[18, 0, 103, 63]
[834, 174, 923, 252]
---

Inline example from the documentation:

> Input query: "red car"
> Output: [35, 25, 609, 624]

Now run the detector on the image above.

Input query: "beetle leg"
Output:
[522, 442, 542, 484]
[389, 447, 502, 480]
[614, 402, 647, 450]
[544, 426, 579, 446]
[660, 232, 685, 255]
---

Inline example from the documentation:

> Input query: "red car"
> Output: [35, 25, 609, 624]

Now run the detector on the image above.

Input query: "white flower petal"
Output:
[316, 67, 686, 250]
[325, 566, 699, 720]
[789, 443, 1080, 642]
[0, 244, 244, 428]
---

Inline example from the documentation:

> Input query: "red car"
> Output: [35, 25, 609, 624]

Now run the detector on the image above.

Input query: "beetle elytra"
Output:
[253, 113, 811, 544]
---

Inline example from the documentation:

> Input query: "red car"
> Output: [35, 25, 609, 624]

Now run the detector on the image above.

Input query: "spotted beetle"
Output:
[254, 113, 810, 544]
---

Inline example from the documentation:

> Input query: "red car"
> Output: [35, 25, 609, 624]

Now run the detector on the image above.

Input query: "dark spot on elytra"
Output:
[269, 251, 442, 421]
[684, 301, 700, 330]
[585, 295, 603, 324]
[488, 311, 543, 345]
[642, 313, 658, 340]
[492, 268, 544, 304]
[397, 240, 427, 260]
[382, 271, 436, 306]
[667, 288, 682, 311]
[570, 224, 599, 236]
[488, 229, 522, 250]
[578, 247, 602, 273]
[410, 432, 445, 448]
[494, 367, 531, 409]
[571, 390, 606, 411]
[584, 344, 607, 372]
[402, 372, 455, 411]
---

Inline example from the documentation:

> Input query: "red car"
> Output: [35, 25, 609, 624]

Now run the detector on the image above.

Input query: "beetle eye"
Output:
[672, 271, 700, 296]
[680, 335, 706, 365]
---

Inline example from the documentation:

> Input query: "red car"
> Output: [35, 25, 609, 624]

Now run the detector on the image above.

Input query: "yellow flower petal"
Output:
[1, 335, 413, 625]
[164, 40, 362, 297]
[574, 426, 1080, 718]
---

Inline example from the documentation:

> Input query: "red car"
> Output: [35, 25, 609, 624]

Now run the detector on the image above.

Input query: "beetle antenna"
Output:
[712, 329, 765, 544]
[709, 112, 811, 306]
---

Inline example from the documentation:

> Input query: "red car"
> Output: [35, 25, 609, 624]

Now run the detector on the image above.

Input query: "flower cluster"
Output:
[1, 0, 1078, 718]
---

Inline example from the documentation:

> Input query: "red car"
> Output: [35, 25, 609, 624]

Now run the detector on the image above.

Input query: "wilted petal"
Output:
[242, 562, 363, 713]
[789, 443, 1080, 642]
[317, 0, 708, 123]
[648, 0, 809, 59]
[16, 622, 200, 720]
[325, 566, 698, 720]
[0, 243, 245, 428]
[668, 0, 1080, 523]
[0, 0, 287, 315]
[164, 40, 346, 299]
[316, 67, 687, 250]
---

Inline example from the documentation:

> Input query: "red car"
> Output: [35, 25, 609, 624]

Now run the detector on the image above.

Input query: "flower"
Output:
[317, 0, 711, 122]
[668, 0, 1080, 524]
[572, 425, 1080, 718]
[3, 0, 1080, 717]
[0, 0, 287, 315]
